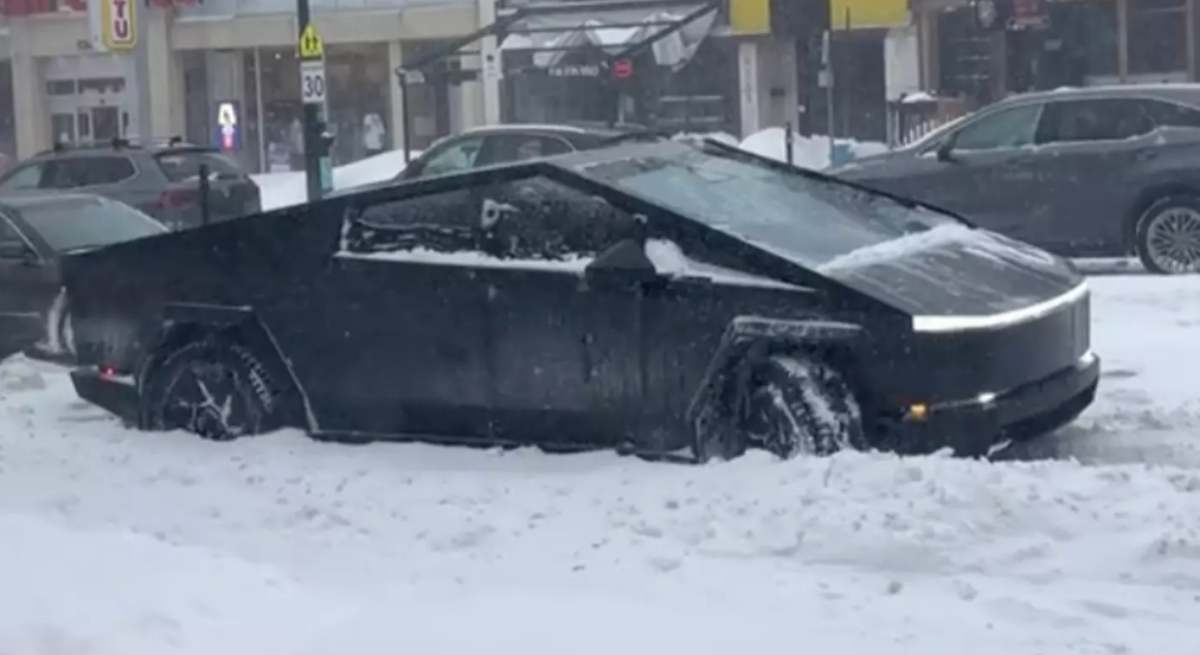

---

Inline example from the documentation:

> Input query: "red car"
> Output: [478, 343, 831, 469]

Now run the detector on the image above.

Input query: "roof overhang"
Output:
[396, 0, 721, 83]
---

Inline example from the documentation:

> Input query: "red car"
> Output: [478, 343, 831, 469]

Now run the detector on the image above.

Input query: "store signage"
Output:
[548, 64, 601, 78]
[830, 0, 908, 30]
[298, 24, 325, 61]
[730, 0, 770, 35]
[101, 0, 136, 51]
[1010, 0, 1048, 29]
[301, 60, 327, 105]
[612, 59, 634, 80]
[216, 101, 240, 151]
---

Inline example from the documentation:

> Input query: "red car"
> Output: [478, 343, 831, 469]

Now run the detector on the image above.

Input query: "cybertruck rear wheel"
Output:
[1136, 196, 1200, 275]
[142, 334, 284, 441]
[743, 354, 866, 458]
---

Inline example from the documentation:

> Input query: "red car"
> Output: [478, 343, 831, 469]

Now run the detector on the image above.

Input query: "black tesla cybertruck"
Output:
[60, 138, 1098, 460]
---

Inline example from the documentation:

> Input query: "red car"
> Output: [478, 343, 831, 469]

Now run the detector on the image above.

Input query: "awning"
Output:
[498, 1, 718, 71]
[400, 0, 722, 78]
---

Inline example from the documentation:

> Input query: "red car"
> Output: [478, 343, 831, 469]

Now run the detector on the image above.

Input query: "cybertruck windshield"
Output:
[577, 143, 957, 269]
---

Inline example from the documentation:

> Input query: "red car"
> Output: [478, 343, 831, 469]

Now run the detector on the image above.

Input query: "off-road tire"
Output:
[743, 354, 866, 458]
[1135, 196, 1200, 275]
[141, 334, 284, 441]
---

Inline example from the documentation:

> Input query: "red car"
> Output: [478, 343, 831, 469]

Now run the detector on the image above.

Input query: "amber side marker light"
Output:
[906, 403, 930, 422]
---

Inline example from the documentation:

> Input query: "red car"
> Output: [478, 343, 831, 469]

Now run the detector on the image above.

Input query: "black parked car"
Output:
[0, 193, 167, 360]
[834, 85, 1200, 274]
[62, 139, 1098, 460]
[0, 139, 261, 230]
[396, 123, 657, 181]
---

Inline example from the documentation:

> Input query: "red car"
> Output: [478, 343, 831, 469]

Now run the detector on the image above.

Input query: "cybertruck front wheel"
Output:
[141, 334, 284, 441]
[742, 354, 866, 459]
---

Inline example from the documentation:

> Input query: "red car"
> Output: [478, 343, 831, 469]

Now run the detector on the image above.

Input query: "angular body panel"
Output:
[62, 139, 1098, 458]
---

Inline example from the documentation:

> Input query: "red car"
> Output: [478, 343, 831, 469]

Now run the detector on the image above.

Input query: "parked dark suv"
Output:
[0, 138, 261, 230]
[834, 85, 1200, 274]
[396, 123, 658, 181]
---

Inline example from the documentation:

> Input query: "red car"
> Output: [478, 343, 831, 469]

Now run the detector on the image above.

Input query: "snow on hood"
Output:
[644, 239, 808, 291]
[818, 224, 977, 273]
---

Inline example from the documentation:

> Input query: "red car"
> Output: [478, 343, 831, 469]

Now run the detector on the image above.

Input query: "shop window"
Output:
[1129, 0, 1188, 74]
[1034, 99, 1155, 144]
[953, 104, 1043, 151]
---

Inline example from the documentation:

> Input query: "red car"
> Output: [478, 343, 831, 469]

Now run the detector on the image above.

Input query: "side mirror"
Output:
[584, 239, 660, 286]
[0, 241, 38, 265]
[936, 139, 957, 162]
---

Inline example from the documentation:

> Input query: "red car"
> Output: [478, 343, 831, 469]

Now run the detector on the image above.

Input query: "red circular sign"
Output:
[612, 59, 634, 80]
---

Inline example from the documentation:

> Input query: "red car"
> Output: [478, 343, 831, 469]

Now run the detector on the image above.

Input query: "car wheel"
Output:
[1135, 196, 1200, 275]
[742, 354, 865, 458]
[142, 335, 282, 441]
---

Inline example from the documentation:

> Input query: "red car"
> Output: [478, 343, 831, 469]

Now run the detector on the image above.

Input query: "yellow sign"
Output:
[101, 0, 137, 51]
[298, 24, 325, 60]
[730, 0, 771, 35]
[830, 0, 909, 30]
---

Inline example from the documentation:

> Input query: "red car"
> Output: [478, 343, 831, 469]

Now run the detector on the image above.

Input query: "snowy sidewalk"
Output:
[1, 274, 1199, 654]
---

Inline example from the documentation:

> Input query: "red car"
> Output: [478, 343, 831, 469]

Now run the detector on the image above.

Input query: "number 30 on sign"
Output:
[300, 61, 327, 105]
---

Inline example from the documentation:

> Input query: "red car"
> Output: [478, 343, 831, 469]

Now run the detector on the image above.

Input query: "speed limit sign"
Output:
[300, 60, 327, 105]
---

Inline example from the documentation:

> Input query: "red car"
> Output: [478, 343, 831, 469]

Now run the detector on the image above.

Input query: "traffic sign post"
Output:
[296, 2, 333, 201]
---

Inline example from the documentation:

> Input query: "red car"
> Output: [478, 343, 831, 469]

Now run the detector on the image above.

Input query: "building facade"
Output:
[1, 0, 808, 172]
[915, 0, 1200, 109]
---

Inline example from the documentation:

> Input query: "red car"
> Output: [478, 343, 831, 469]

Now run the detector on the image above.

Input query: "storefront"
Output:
[42, 54, 134, 146]
[919, 0, 1200, 108]
[400, 0, 747, 146]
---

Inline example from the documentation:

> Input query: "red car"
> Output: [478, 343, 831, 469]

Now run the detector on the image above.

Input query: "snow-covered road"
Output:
[1, 274, 1198, 655]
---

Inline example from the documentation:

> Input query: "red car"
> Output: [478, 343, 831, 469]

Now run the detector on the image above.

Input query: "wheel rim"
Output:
[160, 358, 251, 440]
[1147, 207, 1200, 274]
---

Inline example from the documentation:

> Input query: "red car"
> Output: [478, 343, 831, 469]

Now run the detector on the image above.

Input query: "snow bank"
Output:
[739, 127, 889, 171]
[253, 149, 420, 211]
[3, 276, 1200, 653]
[0, 513, 343, 653]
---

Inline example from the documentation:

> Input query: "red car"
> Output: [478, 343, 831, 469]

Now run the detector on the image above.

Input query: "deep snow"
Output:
[1, 274, 1199, 654]
[739, 127, 889, 171]
[253, 149, 418, 211]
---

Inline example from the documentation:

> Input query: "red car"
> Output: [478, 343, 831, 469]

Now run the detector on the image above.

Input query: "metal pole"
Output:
[298, 0, 322, 202]
[198, 163, 211, 226]
[825, 30, 835, 165]
[401, 74, 412, 165]
[785, 121, 794, 166]
[254, 47, 267, 174]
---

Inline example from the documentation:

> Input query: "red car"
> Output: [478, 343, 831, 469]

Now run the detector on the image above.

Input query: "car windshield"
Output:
[579, 145, 956, 268]
[16, 196, 166, 253]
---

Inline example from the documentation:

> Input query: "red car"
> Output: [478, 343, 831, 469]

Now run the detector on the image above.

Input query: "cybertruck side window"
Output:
[345, 188, 478, 254]
[473, 176, 641, 261]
